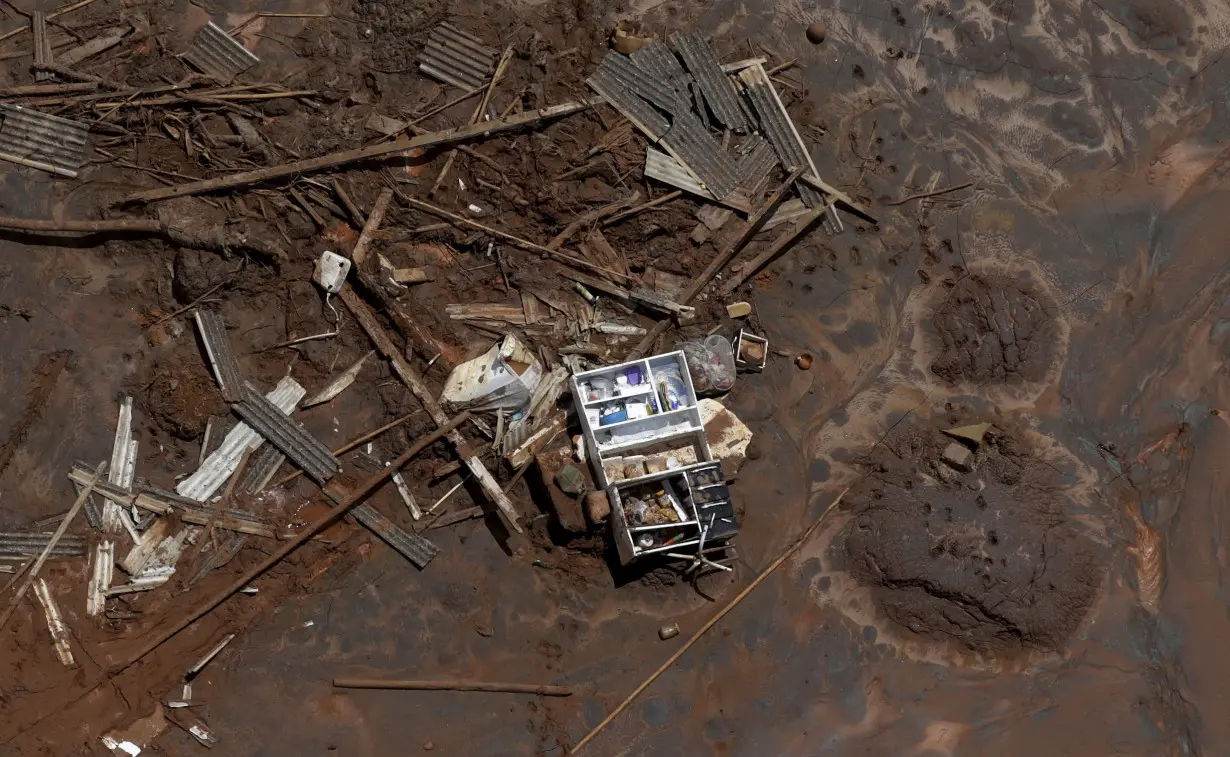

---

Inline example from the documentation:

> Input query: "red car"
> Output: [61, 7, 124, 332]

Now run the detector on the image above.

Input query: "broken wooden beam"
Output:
[349, 187, 393, 267]
[125, 98, 600, 204]
[339, 287, 523, 533]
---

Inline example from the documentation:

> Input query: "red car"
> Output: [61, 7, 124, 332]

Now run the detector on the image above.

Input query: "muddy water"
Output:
[5, 0, 1230, 754]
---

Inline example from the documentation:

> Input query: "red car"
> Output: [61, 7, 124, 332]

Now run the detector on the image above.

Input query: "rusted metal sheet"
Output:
[660, 108, 739, 199]
[350, 503, 439, 569]
[232, 381, 339, 485]
[182, 22, 259, 84]
[734, 135, 778, 190]
[0, 104, 88, 177]
[418, 23, 494, 91]
[192, 309, 244, 402]
[586, 58, 670, 141]
[32, 12, 51, 82]
[645, 146, 714, 200]
[630, 43, 691, 104]
[670, 33, 749, 131]
[737, 65, 822, 207]
[597, 50, 687, 115]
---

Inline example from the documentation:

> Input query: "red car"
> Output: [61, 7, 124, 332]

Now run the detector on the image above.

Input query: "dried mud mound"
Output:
[929, 274, 1061, 387]
[839, 424, 1101, 655]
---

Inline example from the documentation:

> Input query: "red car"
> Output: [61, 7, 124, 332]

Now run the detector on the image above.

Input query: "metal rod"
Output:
[333, 678, 573, 697]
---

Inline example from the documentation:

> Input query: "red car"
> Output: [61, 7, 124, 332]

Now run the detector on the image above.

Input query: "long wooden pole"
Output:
[113, 413, 471, 672]
[125, 99, 598, 204]
[568, 487, 850, 754]
[333, 678, 573, 697]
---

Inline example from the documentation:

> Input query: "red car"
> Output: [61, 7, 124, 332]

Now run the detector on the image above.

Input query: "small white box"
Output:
[313, 251, 351, 294]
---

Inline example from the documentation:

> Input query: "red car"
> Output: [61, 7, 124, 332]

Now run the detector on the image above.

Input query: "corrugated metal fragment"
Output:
[232, 381, 339, 485]
[103, 397, 135, 535]
[630, 43, 691, 104]
[670, 33, 749, 131]
[734, 135, 778, 190]
[176, 376, 304, 502]
[418, 23, 494, 91]
[586, 58, 670, 141]
[192, 309, 244, 402]
[86, 541, 112, 616]
[350, 503, 439, 569]
[645, 146, 714, 200]
[33, 579, 74, 666]
[660, 108, 738, 198]
[182, 22, 259, 84]
[0, 533, 86, 558]
[0, 104, 88, 177]
[737, 65, 823, 207]
[241, 443, 285, 495]
[597, 50, 688, 115]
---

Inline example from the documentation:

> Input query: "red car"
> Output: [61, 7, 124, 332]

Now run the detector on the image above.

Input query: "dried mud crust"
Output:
[929, 273, 1061, 387]
[838, 423, 1102, 655]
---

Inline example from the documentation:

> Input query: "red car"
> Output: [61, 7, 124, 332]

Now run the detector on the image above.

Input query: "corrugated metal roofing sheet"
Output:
[586, 59, 670, 141]
[351, 503, 439, 569]
[670, 33, 749, 131]
[418, 23, 494, 91]
[598, 50, 688, 115]
[182, 22, 259, 84]
[241, 443, 285, 495]
[737, 65, 822, 207]
[734, 135, 778, 191]
[192, 308, 244, 403]
[660, 108, 738, 198]
[232, 381, 339, 485]
[645, 146, 714, 200]
[0, 104, 88, 177]
[630, 43, 692, 105]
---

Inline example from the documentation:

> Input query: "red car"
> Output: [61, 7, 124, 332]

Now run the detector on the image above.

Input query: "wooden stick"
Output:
[397, 193, 634, 285]
[0, 81, 95, 97]
[339, 287, 523, 533]
[113, 414, 471, 673]
[0, 462, 106, 633]
[273, 411, 421, 488]
[717, 207, 826, 296]
[126, 99, 598, 204]
[569, 487, 851, 754]
[406, 86, 483, 128]
[349, 187, 393, 268]
[333, 678, 572, 697]
[886, 181, 974, 206]
[31, 62, 116, 87]
[601, 191, 683, 227]
[0, 216, 160, 233]
[626, 168, 803, 359]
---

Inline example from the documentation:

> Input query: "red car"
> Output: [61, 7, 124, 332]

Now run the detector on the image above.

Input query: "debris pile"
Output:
[0, 7, 879, 751]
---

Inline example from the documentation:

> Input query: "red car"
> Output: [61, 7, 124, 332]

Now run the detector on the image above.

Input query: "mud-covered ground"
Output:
[3, 0, 1230, 754]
